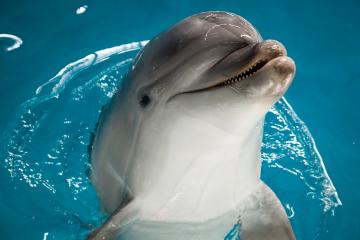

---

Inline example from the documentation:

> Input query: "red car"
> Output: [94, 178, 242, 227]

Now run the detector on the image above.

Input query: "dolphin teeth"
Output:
[217, 59, 267, 87]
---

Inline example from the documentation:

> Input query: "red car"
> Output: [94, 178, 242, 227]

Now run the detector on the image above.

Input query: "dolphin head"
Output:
[123, 11, 295, 130]
[91, 11, 296, 215]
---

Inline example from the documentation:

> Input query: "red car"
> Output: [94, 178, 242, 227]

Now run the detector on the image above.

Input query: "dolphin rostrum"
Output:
[88, 11, 296, 240]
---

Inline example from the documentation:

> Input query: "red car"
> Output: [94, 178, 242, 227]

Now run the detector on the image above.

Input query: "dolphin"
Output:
[88, 11, 296, 240]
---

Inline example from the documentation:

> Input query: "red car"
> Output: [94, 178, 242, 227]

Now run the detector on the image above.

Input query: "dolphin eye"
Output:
[139, 94, 151, 108]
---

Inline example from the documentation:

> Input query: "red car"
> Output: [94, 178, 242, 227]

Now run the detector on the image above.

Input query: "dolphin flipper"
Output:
[87, 198, 141, 240]
[239, 181, 295, 240]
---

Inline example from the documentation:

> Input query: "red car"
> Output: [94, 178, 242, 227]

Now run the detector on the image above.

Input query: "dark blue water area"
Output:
[0, 0, 359, 239]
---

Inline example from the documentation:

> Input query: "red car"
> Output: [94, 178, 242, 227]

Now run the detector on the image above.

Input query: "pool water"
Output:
[0, 41, 340, 239]
[1, 1, 359, 239]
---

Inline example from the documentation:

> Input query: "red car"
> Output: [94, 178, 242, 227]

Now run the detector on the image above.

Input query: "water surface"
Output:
[0, 41, 341, 239]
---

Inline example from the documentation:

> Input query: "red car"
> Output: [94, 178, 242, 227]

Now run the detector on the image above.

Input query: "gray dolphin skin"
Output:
[88, 11, 296, 240]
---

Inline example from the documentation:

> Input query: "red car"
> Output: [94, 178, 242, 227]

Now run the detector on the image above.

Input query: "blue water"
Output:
[0, 1, 359, 239]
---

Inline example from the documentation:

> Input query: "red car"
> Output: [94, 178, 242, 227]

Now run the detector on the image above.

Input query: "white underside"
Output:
[119, 104, 263, 222]
[90, 84, 295, 239]
[89, 181, 294, 240]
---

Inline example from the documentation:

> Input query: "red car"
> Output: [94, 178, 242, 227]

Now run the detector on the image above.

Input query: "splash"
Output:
[0, 33, 23, 51]
[76, 5, 88, 15]
[0, 40, 340, 239]
[263, 98, 341, 212]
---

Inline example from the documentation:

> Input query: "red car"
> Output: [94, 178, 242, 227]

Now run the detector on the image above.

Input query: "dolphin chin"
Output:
[88, 11, 296, 240]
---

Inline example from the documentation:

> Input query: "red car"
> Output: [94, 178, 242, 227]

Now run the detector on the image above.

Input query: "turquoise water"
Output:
[0, 0, 359, 239]
[0, 41, 341, 239]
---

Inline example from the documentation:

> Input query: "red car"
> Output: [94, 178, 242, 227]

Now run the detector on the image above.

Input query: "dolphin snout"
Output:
[256, 40, 287, 60]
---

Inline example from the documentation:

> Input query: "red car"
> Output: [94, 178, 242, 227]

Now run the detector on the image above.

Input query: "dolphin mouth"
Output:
[185, 55, 279, 94]
[214, 58, 268, 87]
[168, 56, 277, 101]
[167, 40, 290, 101]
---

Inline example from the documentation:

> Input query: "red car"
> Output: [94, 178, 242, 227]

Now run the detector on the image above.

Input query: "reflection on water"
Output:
[0, 41, 341, 240]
